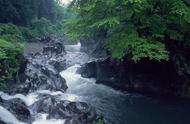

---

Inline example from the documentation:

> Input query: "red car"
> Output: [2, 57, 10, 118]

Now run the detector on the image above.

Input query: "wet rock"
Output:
[1, 37, 104, 124]
[13, 37, 68, 94]
[171, 53, 190, 97]
[80, 35, 108, 58]
[31, 95, 100, 123]
[48, 58, 66, 72]
[0, 98, 31, 122]
[0, 97, 2, 103]
[78, 57, 180, 96]
[43, 42, 65, 55]
[77, 58, 123, 84]
[0, 120, 6, 124]
[80, 35, 190, 98]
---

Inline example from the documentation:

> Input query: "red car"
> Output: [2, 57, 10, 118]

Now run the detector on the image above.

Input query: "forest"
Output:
[0, 0, 70, 88]
[65, 0, 190, 61]
[0, 0, 190, 124]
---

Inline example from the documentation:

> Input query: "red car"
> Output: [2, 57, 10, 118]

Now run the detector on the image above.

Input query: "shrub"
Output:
[0, 23, 24, 43]
[0, 37, 23, 89]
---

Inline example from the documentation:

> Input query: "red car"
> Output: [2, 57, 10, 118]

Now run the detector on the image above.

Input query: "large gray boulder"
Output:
[13, 37, 67, 94]
[77, 57, 183, 97]
[31, 94, 101, 124]
[0, 97, 31, 122]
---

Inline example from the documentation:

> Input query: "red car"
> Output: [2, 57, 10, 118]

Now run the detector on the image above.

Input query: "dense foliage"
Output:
[0, 23, 24, 42]
[0, 0, 65, 25]
[0, 23, 24, 89]
[0, 0, 68, 88]
[0, 39, 23, 89]
[0, 0, 70, 40]
[65, 0, 190, 61]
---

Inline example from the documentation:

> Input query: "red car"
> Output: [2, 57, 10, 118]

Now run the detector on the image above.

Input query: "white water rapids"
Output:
[1, 42, 190, 124]
[0, 43, 97, 124]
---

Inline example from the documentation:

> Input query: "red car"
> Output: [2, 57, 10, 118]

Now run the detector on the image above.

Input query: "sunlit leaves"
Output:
[66, 0, 190, 61]
[171, 0, 190, 23]
[91, 16, 120, 28]
[107, 31, 169, 62]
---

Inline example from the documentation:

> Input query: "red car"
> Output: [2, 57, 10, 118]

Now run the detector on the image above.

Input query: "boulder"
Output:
[77, 58, 121, 83]
[48, 58, 66, 72]
[0, 98, 31, 122]
[13, 38, 68, 94]
[77, 57, 181, 96]
[0, 120, 6, 124]
[80, 35, 107, 58]
[31, 94, 100, 123]
[1, 37, 104, 124]
[0, 97, 3, 103]
[43, 42, 65, 55]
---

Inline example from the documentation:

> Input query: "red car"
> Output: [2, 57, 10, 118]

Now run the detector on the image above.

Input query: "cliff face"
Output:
[168, 42, 190, 97]
[79, 37, 190, 98]
[80, 30, 108, 58]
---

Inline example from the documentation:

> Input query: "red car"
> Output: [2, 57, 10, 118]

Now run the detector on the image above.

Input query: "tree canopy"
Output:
[65, 0, 190, 61]
[0, 0, 66, 26]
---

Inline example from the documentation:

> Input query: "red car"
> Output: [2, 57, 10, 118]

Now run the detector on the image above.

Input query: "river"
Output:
[0, 43, 190, 124]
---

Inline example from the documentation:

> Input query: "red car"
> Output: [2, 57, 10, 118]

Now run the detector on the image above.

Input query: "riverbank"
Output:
[0, 37, 102, 124]
[79, 37, 190, 99]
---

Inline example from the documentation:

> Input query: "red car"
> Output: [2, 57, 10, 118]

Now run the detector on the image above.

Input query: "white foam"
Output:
[60, 64, 95, 85]
[36, 90, 64, 96]
[60, 64, 81, 82]
[65, 42, 81, 52]
[32, 114, 65, 124]
[0, 91, 38, 106]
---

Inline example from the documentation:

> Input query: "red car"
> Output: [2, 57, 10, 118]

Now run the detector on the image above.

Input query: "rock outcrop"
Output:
[80, 32, 108, 58]
[77, 56, 190, 98]
[168, 42, 190, 97]
[0, 97, 31, 122]
[0, 37, 103, 124]
[78, 58, 172, 94]
[31, 94, 100, 123]
[12, 37, 67, 94]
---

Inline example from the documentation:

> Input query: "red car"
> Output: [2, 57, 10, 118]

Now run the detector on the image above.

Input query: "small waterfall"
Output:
[0, 91, 38, 106]
[0, 106, 26, 124]
[60, 64, 96, 89]
[60, 64, 81, 79]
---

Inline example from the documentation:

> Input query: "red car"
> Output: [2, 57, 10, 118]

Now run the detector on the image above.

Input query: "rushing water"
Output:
[61, 43, 190, 124]
[1, 43, 190, 124]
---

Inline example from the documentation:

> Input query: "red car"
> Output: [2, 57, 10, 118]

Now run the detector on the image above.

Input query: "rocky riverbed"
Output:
[1, 37, 190, 124]
[0, 37, 102, 124]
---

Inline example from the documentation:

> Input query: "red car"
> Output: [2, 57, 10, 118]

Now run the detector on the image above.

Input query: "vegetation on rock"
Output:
[0, 39, 23, 89]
